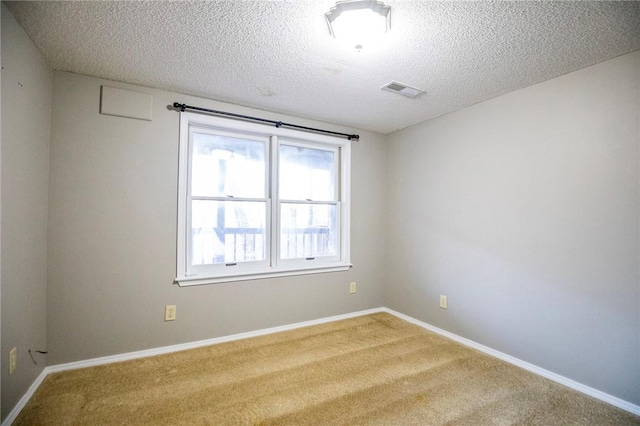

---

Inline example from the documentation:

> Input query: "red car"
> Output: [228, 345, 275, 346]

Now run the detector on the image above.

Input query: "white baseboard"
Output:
[44, 307, 384, 374]
[381, 307, 640, 417]
[2, 369, 48, 426]
[3, 306, 638, 425]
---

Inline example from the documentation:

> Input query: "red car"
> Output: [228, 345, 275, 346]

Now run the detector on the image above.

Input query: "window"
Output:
[177, 112, 351, 285]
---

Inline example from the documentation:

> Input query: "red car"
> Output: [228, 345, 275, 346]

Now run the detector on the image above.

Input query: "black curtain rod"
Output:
[173, 102, 359, 141]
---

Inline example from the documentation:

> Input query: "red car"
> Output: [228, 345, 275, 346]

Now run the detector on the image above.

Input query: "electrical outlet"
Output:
[440, 295, 448, 309]
[165, 305, 177, 321]
[349, 281, 357, 294]
[9, 347, 17, 375]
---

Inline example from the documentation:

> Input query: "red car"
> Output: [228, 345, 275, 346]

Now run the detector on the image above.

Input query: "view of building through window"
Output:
[190, 133, 338, 266]
[279, 144, 338, 259]
[191, 133, 267, 265]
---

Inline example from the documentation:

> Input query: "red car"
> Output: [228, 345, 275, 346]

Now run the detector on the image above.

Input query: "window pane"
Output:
[279, 145, 336, 201]
[191, 200, 266, 265]
[280, 203, 337, 259]
[192, 132, 265, 198]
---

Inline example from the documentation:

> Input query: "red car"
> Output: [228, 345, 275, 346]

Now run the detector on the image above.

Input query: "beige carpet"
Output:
[15, 313, 640, 425]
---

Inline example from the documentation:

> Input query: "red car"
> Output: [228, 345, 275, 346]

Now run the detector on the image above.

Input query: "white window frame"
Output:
[176, 112, 351, 286]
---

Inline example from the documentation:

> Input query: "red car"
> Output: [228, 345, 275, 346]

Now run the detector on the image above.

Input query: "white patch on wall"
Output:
[100, 86, 153, 121]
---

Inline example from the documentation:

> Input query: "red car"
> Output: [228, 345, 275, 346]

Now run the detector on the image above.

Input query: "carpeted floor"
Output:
[15, 312, 640, 425]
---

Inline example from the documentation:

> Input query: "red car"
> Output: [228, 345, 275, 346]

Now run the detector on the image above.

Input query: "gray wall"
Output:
[1, 4, 52, 421]
[45, 71, 387, 365]
[386, 51, 640, 405]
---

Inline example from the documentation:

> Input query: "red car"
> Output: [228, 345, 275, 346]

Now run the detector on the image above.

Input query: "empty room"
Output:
[1, 1, 639, 424]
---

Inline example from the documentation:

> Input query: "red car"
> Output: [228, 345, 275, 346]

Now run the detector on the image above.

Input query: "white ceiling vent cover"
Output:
[381, 81, 425, 98]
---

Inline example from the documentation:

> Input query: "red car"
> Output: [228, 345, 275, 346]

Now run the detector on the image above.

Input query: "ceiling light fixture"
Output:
[325, 0, 391, 51]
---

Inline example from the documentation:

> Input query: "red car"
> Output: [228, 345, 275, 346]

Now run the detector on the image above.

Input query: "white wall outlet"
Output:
[440, 295, 448, 309]
[349, 281, 357, 294]
[165, 305, 177, 321]
[9, 347, 17, 375]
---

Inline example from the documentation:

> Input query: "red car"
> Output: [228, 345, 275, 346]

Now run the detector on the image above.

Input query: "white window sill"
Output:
[175, 264, 352, 286]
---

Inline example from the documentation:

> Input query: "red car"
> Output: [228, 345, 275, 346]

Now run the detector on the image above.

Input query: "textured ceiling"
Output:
[5, 1, 640, 134]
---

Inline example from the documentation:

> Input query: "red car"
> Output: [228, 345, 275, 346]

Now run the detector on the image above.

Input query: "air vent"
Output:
[381, 81, 425, 98]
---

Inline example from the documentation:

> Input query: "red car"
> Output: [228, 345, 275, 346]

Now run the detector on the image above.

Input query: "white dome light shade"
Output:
[325, 1, 391, 51]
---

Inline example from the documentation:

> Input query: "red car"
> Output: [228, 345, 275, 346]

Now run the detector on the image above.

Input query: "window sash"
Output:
[187, 198, 271, 275]
[275, 139, 341, 265]
[277, 200, 341, 266]
[185, 124, 270, 276]
[277, 140, 339, 202]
